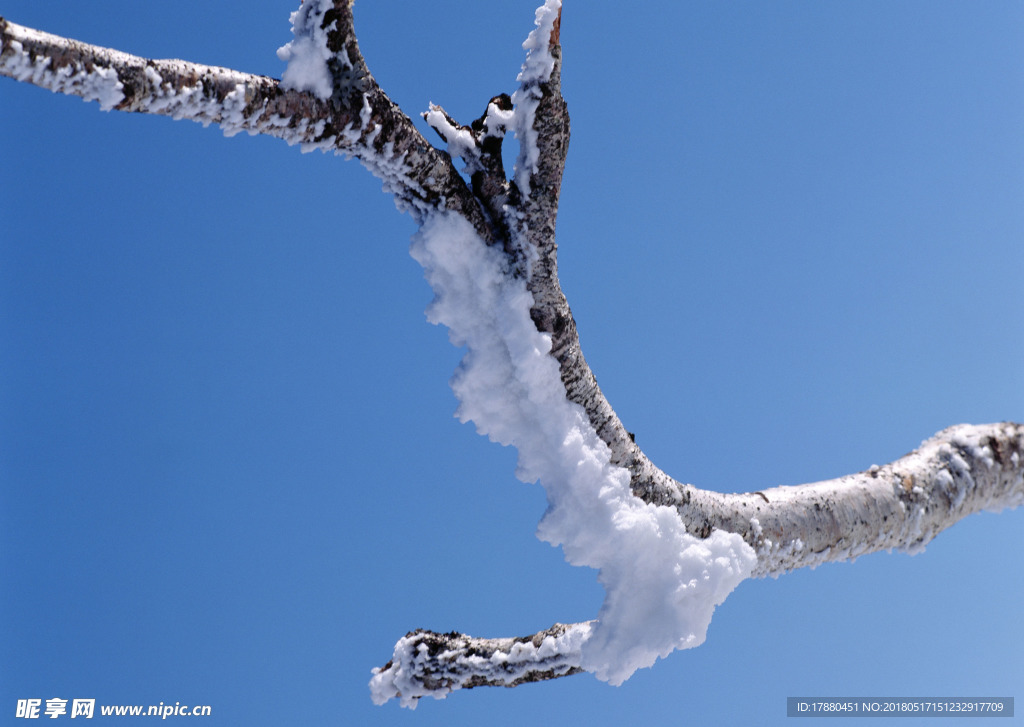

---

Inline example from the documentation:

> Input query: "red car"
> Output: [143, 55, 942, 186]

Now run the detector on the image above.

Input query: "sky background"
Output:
[2, 1, 1022, 724]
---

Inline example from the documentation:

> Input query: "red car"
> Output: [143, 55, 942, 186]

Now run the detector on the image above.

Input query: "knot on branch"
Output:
[327, 57, 369, 109]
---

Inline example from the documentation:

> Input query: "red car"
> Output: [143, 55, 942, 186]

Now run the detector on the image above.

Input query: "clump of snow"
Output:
[482, 98, 516, 140]
[218, 84, 253, 137]
[424, 99, 516, 177]
[277, 0, 339, 101]
[365, 8, 757, 704]
[424, 105, 476, 162]
[387, 212, 756, 701]
[78, 64, 123, 111]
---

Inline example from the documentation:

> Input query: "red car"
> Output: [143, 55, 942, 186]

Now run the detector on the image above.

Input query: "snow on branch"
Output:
[423, 93, 515, 215]
[3, 0, 1021, 711]
[369, 623, 590, 709]
[371, 422, 1022, 705]
[369, 1, 1022, 705]
[0, 11, 485, 229]
[404, 208, 757, 695]
[678, 421, 1024, 576]
[510, 0, 565, 200]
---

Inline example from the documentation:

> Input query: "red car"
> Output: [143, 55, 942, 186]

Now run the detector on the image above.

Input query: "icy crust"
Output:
[370, 623, 591, 709]
[1, 37, 123, 111]
[277, 0, 340, 100]
[378, 213, 756, 704]
[510, 0, 561, 196]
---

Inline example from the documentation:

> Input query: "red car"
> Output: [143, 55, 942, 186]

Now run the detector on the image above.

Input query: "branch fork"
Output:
[2, 0, 1020, 709]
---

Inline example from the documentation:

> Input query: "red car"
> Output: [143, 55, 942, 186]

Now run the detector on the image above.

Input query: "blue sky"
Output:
[2, 1, 1022, 724]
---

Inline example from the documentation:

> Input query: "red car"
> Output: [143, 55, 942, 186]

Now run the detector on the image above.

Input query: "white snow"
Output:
[369, 1, 756, 705]
[384, 212, 756, 700]
[277, 0, 338, 100]
[138, 65, 254, 137]
[483, 99, 516, 139]
[424, 104, 480, 172]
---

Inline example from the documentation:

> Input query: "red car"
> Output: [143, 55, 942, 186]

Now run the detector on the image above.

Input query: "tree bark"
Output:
[0, 13, 487, 231]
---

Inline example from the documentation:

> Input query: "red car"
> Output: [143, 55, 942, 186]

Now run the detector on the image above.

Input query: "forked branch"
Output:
[2, 0, 1020, 709]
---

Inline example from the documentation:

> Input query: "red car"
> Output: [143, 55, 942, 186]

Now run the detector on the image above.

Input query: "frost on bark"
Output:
[0, 10, 485, 230]
[3, 0, 1021, 709]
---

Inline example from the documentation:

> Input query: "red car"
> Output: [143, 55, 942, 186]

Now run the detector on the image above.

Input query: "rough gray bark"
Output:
[3, 1, 1021, 704]
[0, 13, 487, 232]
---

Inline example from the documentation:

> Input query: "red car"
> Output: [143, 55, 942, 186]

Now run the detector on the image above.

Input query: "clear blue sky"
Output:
[2, 1, 1022, 724]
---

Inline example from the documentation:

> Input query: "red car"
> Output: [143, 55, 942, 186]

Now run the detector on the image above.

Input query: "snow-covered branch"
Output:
[678, 421, 1023, 575]
[0, 9, 485, 229]
[3, 0, 1020, 711]
[369, 623, 590, 709]
[370, 421, 1022, 704]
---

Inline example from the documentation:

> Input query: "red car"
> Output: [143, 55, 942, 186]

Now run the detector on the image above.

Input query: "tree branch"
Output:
[683, 421, 1024, 575]
[372, 421, 1023, 703]
[3, 1, 1021, 709]
[369, 623, 590, 709]
[0, 11, 486, 231]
